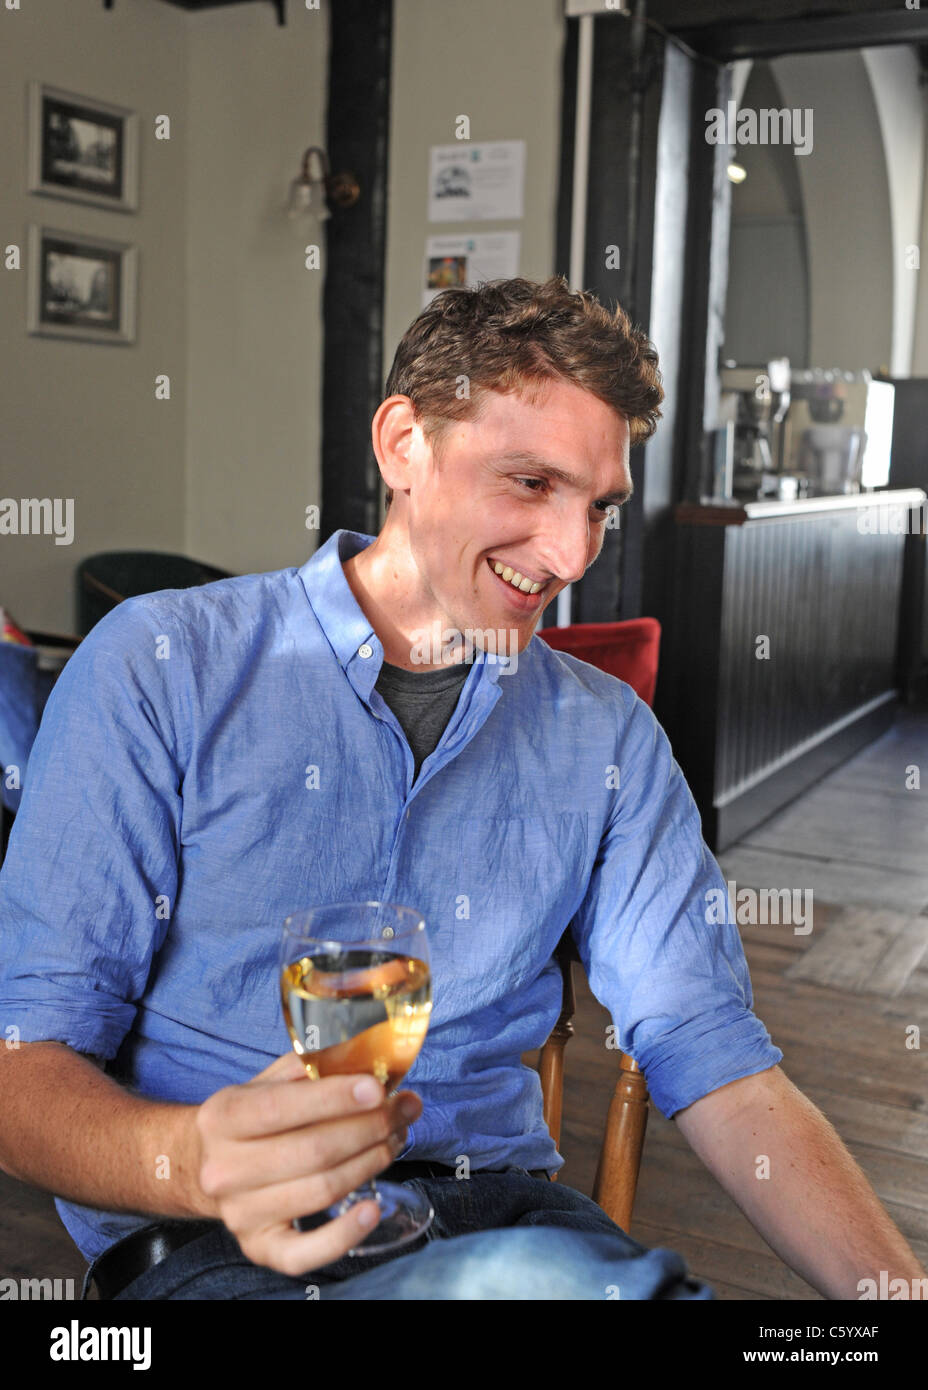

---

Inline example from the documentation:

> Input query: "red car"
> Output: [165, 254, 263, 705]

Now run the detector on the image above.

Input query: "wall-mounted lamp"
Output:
[727, 161, 747, 184]
[287, 146, 360, 226]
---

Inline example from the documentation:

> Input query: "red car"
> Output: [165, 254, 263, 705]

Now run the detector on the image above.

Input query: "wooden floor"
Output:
[2, 707, 927, 1298]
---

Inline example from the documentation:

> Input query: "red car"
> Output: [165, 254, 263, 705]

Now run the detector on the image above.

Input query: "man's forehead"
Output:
[461, 389, 631, 490]
[477, 379, 627, 426]
[464, 385, 629, 451]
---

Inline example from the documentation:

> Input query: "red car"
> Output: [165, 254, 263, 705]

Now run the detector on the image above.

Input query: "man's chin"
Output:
[449, 613, 536, 663]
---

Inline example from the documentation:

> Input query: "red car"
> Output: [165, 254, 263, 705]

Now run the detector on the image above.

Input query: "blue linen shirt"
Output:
[0, 528, 782, 1261]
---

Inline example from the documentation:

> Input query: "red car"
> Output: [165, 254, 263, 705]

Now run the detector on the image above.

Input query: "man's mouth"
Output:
[486, 556, 550, 596]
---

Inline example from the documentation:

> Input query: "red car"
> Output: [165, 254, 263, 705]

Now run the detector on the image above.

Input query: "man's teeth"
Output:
[492, 560, 545, 594]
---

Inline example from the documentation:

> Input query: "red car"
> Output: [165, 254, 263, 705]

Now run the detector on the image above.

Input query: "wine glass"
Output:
[279, 901, 434, 1255]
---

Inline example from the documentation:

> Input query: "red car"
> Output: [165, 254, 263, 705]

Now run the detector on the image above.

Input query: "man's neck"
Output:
[342, 533, 450, 671]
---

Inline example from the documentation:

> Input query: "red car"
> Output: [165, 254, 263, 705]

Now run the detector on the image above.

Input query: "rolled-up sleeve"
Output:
[0, 597, 183, 1060]
[570, 686, 783, 1119]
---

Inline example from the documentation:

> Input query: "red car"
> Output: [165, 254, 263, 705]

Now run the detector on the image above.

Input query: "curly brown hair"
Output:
[381, 275, 663, 505]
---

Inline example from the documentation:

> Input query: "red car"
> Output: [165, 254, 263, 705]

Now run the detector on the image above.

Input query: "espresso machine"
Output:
[784, 369, 895, 495]
[714, 362, 895, 501]
[717, 358, 797, 501]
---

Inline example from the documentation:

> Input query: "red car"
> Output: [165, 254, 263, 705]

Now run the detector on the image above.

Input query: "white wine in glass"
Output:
[279, 902, 433, 1254]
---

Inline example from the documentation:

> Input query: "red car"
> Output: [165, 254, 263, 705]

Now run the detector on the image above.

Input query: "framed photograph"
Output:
[27, 225, 137, 345]
[27, 82, 139, 212]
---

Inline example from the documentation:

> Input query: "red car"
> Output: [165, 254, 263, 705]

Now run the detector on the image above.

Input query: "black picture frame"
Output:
[27, 225, 137, 345]
[27, 82, 139, 212]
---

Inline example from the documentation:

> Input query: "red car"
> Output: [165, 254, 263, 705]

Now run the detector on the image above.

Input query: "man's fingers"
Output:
[216, 1125, 408, 1229]
[196, 1055, 424, 1273]
[200, 1088, 417, 1199]
[250, 1200, 383, 1280]
[213, 1066, 390, 1141]
[244, 1051, 317, 1085]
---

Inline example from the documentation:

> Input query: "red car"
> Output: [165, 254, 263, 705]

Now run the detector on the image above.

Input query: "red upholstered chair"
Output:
[534, 618, 661, 1230]
[536, 617, 661, 708]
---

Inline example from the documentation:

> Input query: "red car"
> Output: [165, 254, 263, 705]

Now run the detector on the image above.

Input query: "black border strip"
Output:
[321, 0, 393, 542]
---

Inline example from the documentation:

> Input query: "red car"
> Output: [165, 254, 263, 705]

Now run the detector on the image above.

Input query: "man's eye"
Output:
[515, 478, 613, 516]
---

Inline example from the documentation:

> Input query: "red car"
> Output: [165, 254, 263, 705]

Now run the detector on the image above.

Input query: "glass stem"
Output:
[335, 1178, 382, 1216]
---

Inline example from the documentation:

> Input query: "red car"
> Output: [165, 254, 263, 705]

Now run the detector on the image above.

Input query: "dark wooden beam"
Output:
[541, 15, 580, 631]
[649, 0, 912, 27]
[320, 0, 392, 542]
[108, 1, 285, 18]
[671, 11, 928, 61]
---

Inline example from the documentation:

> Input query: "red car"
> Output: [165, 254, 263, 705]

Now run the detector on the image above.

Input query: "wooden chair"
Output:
[0, 626, 81, 867]
[537, 930, 650, 1232]
[537, 617, 661, 708]
[76, 551, 234, 636]
[535, 618, 661, 1232]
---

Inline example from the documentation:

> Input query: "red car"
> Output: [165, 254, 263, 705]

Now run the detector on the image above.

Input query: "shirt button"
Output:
[382, 926, 395, 939]
[358, 643, 373, 658]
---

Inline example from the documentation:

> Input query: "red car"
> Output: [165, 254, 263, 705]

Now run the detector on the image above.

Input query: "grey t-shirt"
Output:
[375, 658, 471, 783]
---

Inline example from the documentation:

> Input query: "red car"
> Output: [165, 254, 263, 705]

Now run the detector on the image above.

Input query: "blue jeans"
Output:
[97, 1170, 714, 1301]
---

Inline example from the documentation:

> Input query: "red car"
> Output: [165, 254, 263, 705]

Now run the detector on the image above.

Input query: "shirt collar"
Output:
[297, 529, 515, 694]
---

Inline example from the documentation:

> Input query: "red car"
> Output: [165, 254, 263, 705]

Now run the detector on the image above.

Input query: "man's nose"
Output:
[536, 513, 595, 587]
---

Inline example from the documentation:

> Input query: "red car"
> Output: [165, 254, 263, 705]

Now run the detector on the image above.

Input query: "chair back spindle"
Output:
[535, 618, 658, 1229]
[537, 933, 650, 1232]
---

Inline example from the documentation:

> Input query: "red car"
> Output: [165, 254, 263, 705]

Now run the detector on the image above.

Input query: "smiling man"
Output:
[344, 374, 633, 673]
[0, 276, 924, 1302]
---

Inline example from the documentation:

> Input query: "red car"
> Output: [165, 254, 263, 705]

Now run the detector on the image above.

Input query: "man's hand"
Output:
[674, 1064, 927, 1299]
[195, 1051, 421, 1277]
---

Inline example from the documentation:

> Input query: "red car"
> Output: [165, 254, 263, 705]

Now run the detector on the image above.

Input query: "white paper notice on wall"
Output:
[427, 141, 525, 222]
[421, 233, 521, 309]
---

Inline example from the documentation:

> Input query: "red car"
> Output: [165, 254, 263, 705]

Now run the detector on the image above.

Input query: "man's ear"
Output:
[372, 395, 418, 501]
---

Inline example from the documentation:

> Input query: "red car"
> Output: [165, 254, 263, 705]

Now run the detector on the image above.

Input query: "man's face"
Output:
[401, 377, 633, 655]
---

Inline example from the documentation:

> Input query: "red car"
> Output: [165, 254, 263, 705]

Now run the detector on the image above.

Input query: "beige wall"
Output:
[381, 0, 566, 520]
[184, 2, 328, 578]
[727, 47, 927, 380]
[0, 0, 329, 632]
[773, 50, 894, 374]
[0, 0, 188, 632]
[725, 59, 810, 367]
